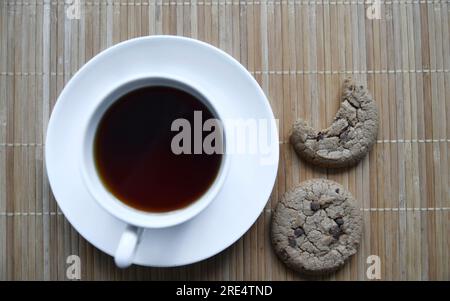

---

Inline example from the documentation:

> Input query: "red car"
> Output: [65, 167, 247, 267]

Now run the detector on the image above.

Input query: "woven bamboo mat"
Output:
[0, 0, 449, 280]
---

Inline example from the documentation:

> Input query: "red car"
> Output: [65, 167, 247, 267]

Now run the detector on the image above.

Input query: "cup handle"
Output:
[114, 225, 143, 268]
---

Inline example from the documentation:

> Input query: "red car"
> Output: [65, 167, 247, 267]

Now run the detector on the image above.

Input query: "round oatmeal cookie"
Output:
[290, 78, 379, 168]
[271, 179, 362, 276]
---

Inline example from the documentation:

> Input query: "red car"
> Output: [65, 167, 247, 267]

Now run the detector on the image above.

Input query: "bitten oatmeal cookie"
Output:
[290, 78, 378, 168]
[271, 179, 362, 276]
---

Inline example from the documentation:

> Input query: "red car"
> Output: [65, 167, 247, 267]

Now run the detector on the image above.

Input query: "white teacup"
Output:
[80, 76, 230, 268]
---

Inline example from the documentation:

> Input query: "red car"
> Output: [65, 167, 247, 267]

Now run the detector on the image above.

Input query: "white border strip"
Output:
[4, 1, 448, 6]
[360, 207, 450, 212]
[251, 69, 450, 75]
[376, 139, 450, 143]
[278, 139, 450, 144]
[2, 207, 450, 216]
[0, 143, 44, 147]
[2, 140, 450, 147]
[0, 212, 64, 216]
[1, 69, 449, 76]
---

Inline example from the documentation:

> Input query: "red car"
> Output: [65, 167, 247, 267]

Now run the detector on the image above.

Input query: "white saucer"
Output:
[45, 36, 279, 267]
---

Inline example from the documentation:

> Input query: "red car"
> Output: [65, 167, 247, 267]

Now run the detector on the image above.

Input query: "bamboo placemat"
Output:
[0, 0, 449, 280]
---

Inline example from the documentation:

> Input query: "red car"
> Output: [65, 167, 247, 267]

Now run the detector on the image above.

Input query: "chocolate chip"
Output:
[335, 217, 344, 226]
[310, 201, 320, 211]
[294, 227, 305, 237]
[316, 132, 324, 141]
[288, 237, 297, 247]
[329, 225, 341, 238]
[335, 188, 340, 194]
